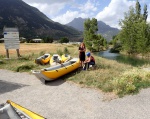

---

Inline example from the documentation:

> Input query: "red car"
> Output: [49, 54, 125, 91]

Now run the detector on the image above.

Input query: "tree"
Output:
[143, 4, 148, 21]
[59, 37, 69, 43]
[92, 34, 107, 51]
[119, 7, 138, 54]
[118, 0, 150, 55]
[83, 18, 98, 51]
[83, 18, 108, 51]
[42, 37, 53, 43]
[135, 0, 141, 19]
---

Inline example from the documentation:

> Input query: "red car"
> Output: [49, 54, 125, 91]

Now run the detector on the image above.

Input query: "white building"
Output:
[32, 38, 42, 43]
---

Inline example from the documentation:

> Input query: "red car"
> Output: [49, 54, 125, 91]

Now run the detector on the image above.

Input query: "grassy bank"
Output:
[0, 43, 150, 97]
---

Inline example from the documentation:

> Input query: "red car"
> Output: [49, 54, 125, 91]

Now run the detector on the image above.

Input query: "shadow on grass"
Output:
[0, 80, 28, 94]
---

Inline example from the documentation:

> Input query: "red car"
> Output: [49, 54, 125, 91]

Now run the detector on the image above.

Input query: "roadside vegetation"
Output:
[0, 43, 150, 98]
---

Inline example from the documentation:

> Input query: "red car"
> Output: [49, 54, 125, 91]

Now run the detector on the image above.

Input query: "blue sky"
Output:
[22, 0, 150, 28]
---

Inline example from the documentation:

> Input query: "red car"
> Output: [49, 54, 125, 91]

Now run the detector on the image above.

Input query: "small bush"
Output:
[16, 64, 35, 72]
[64, 47, 70, 54]
[0, 60, 5, 64]
[0, 55, 5, 58]
[57, 49, 63, 56]
[19, 53, 35, 61]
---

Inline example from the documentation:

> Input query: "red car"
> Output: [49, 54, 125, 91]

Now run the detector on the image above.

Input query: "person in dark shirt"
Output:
[79, 42, 86, 67]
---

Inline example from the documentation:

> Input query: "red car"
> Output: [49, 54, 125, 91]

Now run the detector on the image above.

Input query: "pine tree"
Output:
[83, 18, 98, 51]
[119, 7, 137, 54]
[135, 0, 141, 19]
[143, 4, 148, 21]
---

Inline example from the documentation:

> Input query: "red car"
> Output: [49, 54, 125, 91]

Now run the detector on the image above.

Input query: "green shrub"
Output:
[57, 49, 63, 56]
[0, 55, 5, 58]
[16, 64, 35, 72]
[0, 60, 5, 64]
[110, 69, 150, 97]
[64, 47, 70, 54]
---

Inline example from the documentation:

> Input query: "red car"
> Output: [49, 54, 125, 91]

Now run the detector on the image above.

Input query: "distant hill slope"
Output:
[0, 0, 81, 40]
[66, 17, 120, 41]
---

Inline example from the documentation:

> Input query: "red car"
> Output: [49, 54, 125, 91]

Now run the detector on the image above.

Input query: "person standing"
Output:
[79, 42, 86, 67]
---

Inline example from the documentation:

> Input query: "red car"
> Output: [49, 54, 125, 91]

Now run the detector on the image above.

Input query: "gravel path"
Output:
[0, 69, 150, 119]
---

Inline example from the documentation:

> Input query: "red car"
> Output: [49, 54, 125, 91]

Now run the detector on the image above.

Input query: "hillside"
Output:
[66, 17, 120, 41]
[0, 0, 81, 40]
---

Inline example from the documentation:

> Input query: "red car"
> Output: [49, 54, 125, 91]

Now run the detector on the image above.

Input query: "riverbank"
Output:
[0, 43, 150, 97]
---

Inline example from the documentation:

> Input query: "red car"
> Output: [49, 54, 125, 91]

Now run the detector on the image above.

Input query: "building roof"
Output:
[32, 39, 42, 41]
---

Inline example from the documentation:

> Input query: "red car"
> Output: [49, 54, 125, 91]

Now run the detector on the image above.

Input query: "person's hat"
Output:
[86, 52, 90, 57]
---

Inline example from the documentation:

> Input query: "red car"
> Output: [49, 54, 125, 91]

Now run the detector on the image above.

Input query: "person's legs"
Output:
[87, 62, 95, 69]
[80, 61, 84, 67]
[83, 62, 88, 70]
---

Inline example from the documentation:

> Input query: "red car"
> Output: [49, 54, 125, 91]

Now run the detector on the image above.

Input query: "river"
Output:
[97, 50, 150, 67]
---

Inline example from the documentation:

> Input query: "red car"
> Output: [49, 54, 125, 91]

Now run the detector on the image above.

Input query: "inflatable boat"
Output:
[0, 100, 46, 119]
[32, 58, 80, 83]
[35, 53, 51, 65]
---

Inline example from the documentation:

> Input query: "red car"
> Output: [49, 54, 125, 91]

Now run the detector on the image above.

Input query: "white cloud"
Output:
[96, 0, 136, 28]
[51, 0, 99, 24]
[22, 0, 150, 27]
[22, 0, 72, 17]
[78, 0, 98, 12]
[52, 11, 88, 24]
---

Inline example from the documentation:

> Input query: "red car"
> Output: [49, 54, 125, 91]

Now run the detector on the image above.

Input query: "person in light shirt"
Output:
[83, 52, 95, 70]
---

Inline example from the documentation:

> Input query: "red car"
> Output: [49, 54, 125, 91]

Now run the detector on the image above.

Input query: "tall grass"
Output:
[64, 47, 70, 54]
[66, 55, 150, 97]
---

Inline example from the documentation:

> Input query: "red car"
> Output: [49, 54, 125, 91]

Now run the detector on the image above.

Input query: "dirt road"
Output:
[0, 69, 150, 119]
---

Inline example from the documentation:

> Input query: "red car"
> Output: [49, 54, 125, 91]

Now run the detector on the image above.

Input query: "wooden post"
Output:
[16, 49, 20, 58]
[6, 49, 9, 58]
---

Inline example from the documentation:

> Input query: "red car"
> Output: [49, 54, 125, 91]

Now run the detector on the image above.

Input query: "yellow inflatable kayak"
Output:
[35, 53, 51, 65]
[61, 54, 71, 62]
[0, 100, 46, 119]
[50, 54, 62, 65]
[50, 54, 71, 66]
[32, 58, 80, 83]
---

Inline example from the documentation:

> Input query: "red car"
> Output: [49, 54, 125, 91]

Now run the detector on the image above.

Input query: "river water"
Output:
[97, 50, 150, 67]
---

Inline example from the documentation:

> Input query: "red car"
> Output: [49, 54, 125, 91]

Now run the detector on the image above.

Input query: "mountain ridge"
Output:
[0, 0, 81, 40]
[66, 17, 120, 41]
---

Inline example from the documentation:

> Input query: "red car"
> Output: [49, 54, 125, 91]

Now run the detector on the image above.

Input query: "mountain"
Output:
[0, 0, 81, 40]
[66, 17, 120, 41]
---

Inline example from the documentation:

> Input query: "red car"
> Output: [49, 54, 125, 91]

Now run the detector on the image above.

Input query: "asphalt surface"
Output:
[0, 69, 150, 119]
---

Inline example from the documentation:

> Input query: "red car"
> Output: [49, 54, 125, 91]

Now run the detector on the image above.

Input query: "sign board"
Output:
[3, 28, 20, 49]
[4, 32, 19, 39]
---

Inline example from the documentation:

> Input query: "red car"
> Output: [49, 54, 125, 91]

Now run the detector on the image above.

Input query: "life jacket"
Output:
[91, 56, 95, 63]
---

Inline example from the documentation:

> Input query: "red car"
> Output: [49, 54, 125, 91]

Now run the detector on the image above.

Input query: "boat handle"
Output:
[61, 64, 67, 69]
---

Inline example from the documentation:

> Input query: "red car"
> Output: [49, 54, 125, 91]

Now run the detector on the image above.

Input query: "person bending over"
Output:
[83, 52, 95, 70]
